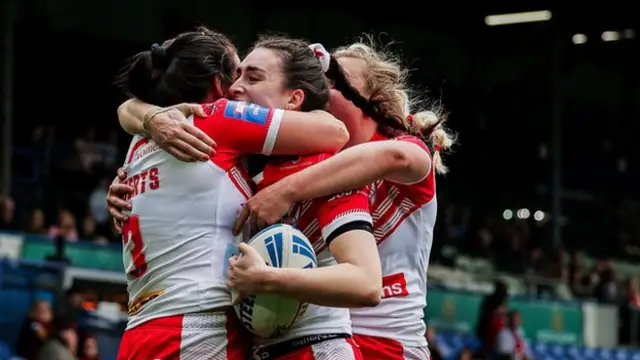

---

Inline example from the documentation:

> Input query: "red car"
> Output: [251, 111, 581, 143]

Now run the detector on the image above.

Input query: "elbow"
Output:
[325, 122, 350, 152]
[385, 145, 412, 175]
[117, 99, 131, 120]
[357, 276, 382, 307]
[362, 287, 382, 307]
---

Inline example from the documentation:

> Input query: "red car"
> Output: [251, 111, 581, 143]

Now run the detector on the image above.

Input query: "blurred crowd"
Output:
[432, 202, 640, 303]
[15, 288, 101, 360]
[1, 125, 123, 245]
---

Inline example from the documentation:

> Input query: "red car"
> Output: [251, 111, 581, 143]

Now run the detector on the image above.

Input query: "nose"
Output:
[228, 81, 244, 100]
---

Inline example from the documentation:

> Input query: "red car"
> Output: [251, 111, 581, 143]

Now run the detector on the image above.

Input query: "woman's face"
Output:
[229, 47, 302, 110]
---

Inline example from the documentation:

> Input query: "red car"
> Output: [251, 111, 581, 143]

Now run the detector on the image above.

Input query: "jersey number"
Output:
[122, 215, 148, 278]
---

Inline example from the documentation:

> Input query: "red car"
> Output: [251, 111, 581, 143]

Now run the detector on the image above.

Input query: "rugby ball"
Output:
[234, 224, 317, 338]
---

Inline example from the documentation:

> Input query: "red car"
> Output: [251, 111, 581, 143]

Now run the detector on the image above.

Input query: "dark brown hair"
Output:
[116, 26, 237, 106]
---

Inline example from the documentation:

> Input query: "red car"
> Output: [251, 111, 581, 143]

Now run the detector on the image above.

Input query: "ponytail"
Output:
[410, 110, 455, 175]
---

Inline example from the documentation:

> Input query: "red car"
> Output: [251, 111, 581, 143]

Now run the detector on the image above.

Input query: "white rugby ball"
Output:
[234, 224, 317, 338]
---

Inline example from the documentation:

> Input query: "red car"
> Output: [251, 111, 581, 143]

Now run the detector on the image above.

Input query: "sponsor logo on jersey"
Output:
[381, 272, 409, 298]
[223, 100, 270, 125]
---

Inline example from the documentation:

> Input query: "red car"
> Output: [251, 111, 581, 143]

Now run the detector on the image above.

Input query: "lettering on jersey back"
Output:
[381, 272, 408, 298]
[123, 167, 161, 201]
[223, 100, 270, 125]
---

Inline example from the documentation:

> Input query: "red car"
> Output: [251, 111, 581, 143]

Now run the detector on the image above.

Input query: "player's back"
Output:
[121, 99, 282, 329]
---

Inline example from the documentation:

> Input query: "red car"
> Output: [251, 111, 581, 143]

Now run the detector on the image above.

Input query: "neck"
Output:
[345, 116, 377, 148]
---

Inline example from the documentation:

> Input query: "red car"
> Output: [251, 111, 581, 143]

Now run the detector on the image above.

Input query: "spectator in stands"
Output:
[594, 261, 618, 304]
[78, 335, 100, 360]
[476, 280, 509, 357]
[626, 277, 640, 308]
[38, 317, 78, 360]
[425, 327, 445, 360]
[88, 178, 110, 232]
[0, 195, 16, 230]
[495, 310, 533, 360]
[457, 347, 476, 360]
[16, 300, 53, 360]
[24, 208, 47, 235]
[48, 209, 79, 242]
[80, 214, 109, 245]
[56, 286, 85, 326]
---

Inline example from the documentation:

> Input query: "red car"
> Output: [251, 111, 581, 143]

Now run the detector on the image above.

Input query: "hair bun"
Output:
[150, 43, 171, 70]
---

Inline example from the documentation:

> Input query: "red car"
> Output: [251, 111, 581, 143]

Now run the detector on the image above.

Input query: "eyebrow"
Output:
[238, 65, 266, 76]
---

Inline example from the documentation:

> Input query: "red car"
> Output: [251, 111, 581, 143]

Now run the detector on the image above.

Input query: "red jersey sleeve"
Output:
[255, 154, 332, 191]
[194, 99, 284, 155]
[390, 134, 436, 204]
[316, 187, 373, 246]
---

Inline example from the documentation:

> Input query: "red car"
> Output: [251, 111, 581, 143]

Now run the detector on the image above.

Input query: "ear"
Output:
[285, 89, 305, 110]
[213, 76, 225, 99]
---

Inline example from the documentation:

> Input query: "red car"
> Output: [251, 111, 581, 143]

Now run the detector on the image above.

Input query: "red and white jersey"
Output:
[121, 99, 284, 330]
[350, 133, 437, 348]
[252, 154, 373, 347]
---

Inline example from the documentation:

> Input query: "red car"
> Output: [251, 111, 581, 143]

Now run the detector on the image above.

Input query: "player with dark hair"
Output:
[113, 28, 349, 360]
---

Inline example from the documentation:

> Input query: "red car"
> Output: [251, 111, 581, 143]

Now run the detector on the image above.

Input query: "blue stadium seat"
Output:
[0, 341, 12, 360]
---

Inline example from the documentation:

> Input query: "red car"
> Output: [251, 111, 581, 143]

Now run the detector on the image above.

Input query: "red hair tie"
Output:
[406, 114, 414, 125]
[434, 145, 441, 152]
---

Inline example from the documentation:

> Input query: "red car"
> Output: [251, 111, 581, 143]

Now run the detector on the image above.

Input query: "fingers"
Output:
[249, 211, 258, 235]
[170, 136, 209, 162]
[174, 103, 205, 117]
[257, 219, 267, 232]
[233, 206, 250, 235]
[109, 205, 128, 222]
[107, 184, 134, 205]
[182, 123, 216, 151]
[164, 145, 198, 162]
[112, 218, 122, 234]
[231, 291, 246, 306]
[117, 168, 127, 181]
[107, 196, 131, 212]
[177, 125, 214, 160]
[189, 104, 207, 117]
[234, 292, 246, 305]
[237, 243, 250, 255]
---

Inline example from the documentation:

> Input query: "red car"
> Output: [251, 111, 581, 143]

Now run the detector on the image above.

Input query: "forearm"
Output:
[263, 263, 379, 308]
[284, 141, 408, 202]
[117, 98, 160, 135]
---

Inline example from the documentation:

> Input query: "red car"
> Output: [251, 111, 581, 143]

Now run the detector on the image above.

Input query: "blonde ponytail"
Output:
[412, 110, 456, 175]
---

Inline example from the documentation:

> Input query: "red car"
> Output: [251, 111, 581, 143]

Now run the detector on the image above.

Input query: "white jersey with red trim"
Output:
[120, 99, 283, 330]
[349, 133, 437, 348]
[252, 154, 373, 348]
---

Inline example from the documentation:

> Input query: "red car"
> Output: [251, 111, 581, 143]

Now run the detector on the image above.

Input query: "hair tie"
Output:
[406, 114, 414, 125]
[434, 145, 442, 152]
[308, 43, 330, 73]
[150, 43, 171, 70]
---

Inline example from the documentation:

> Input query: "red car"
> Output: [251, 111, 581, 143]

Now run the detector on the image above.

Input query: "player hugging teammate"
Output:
[109, 30, 455, 360]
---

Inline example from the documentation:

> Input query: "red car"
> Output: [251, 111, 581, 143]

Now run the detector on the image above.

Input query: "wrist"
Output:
[259, 266, 283, 294]
[280, 175, 304, 203]
[142, 106, 166, 134]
